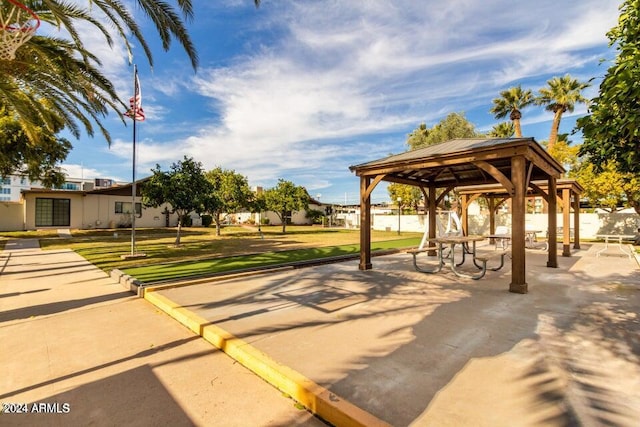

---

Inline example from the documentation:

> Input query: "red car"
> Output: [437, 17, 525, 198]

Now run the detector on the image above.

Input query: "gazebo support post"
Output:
[562, 188, 571, 257]
[428, 186, 437, 256]
[573, 192, 581, 249]
[488, 198, 496, 243]
[461, 194, 470, 236]
[510, 156, 527, 293]
[359, 176, 372, 270]
[547, 177, 558, 267]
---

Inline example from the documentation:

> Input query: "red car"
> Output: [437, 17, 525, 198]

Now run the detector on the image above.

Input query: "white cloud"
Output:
[61, 163, 117, 181]
[96, 0, 619, 198]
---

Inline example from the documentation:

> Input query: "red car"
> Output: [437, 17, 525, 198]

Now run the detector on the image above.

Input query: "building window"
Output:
[1, 177, 10, 185]
[61, 183, 79, 190]
[115, 201, 142, 215]
[1, 188, 10, 194]
[35, 198, 70, 227]
[0, 197, 10, 201]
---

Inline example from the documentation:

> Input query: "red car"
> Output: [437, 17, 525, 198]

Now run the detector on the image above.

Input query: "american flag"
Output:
[125, 72, 145, 121]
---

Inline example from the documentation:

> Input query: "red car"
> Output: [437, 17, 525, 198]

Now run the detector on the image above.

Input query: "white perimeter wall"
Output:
[369, 212, 639, 238]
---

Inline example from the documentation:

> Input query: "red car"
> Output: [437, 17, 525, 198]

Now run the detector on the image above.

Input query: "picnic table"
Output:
[487, 233, 510, 250]
[487, 230, 547, 251]
[407, 235, 508, 280]
[596, 234, 636, 259]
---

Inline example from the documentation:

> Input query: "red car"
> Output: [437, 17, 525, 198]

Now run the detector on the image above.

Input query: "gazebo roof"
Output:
[350, 137, 564, 189]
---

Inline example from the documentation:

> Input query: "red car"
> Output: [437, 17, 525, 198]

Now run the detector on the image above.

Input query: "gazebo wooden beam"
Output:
[547, 177, 558, 267]
[359, 176, 372, 270]
[510, 155, 528, 293]
[562, 188, 572, 257]
[529, 182, 549, 203]
[472, 160, 514, 194]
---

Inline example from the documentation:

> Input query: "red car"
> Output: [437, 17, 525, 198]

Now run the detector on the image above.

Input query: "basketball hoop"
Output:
[0, 0, 40, 61]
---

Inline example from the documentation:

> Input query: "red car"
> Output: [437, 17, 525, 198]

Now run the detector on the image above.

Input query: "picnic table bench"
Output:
[407, 236, 509, 280]
[596, 234, 636, 259]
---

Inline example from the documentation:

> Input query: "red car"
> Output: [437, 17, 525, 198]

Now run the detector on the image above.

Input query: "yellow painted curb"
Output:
[144, 289, 391, 427]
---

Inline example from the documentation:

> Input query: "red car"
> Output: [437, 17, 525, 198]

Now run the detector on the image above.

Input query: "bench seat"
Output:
[468, 250, 509, 280]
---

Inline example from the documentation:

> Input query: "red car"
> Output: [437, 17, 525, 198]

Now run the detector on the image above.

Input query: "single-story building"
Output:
[2, 181, 323, 231]
[20, 181, 178, 230]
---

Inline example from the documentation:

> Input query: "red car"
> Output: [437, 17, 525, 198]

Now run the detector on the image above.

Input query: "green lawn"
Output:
[123, 237, 420, 283]
[25, 225, 421, 283]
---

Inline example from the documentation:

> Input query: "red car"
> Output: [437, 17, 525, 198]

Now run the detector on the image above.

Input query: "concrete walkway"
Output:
[0, 239, 324, 426]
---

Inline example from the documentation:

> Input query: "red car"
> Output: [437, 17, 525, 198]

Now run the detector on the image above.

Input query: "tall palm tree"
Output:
[488, 121, 515, 138]
[1, 36, 123, 144]
[30, 0, 261, 69]
[0, 0, 261, 171]
[489, 85, 534, 138]
[536, 74, 589, 151]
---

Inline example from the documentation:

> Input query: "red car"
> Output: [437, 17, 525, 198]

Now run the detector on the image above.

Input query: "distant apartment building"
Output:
[0, 175, 118, 202]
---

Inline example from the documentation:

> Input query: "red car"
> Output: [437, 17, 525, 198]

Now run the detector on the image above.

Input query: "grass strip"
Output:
[123, 237, 420, 283]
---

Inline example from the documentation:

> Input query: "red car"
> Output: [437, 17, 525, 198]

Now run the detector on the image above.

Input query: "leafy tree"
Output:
[577, 0, 640, 175]
[545, 134, 580, 175]
[573, 161, 635, 213]
[536, 74, 589, 150]
[387, 183, 422, 213]
[407, 112, 480, 150]
[623, 175, 640, 216]
[263, 179, 310, 233]
[488, 122, 515, 138]
[575, 161, 640, 215]
[0, 107, 70, 188]
[141, 156, 211, 246]
[407, 123, 430, 149]
[305, 208, 324, 225]
[202, 167, 254, 236]
[489, 85, 534, 137]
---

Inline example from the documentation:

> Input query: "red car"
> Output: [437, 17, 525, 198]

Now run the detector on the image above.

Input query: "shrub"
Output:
[201, 214, 213, 227]
[180, 214, 193, 227]
[306, 209, 324, 224]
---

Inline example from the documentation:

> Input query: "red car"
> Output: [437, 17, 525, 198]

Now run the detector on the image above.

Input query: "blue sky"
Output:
[53, 0, 620, 204]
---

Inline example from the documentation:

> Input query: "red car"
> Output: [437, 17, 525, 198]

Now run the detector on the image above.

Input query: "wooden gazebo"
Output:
[349, 137, 565, 294]
[457, 179, 584, 257]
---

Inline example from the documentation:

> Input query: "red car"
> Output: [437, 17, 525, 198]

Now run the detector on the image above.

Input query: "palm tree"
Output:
[489, 85, 534, 138]
[0, 0, 260, 178]
[488, 122, 515, 138]
[30, 0, 261, 69]
[1, 36, 123, 144]
[536, 75, 589, 151]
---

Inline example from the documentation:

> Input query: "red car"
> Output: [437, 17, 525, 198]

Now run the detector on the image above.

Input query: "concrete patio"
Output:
[145, 242, 640, 426]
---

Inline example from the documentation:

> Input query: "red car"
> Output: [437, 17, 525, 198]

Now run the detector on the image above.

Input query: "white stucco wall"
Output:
[0, 202, 25, 231]
[371, 212, 640, 239]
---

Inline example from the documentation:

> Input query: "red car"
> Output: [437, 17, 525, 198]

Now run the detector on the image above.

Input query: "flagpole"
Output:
[131, 64, 138, 256]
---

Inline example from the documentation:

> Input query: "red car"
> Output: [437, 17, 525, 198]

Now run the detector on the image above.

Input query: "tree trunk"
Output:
[215, 212, 222, 236]
[629, 198, 640, 216]
[281, 210, 286, 233]
[548, 109, 563, 151]
[514, 119, 522, 138]
[175, 219, 182, 246]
